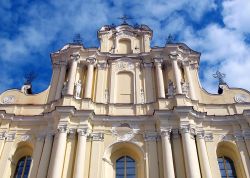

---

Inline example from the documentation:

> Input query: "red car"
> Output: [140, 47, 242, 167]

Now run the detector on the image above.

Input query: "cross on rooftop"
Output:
[213, 70, 226, 85]
[118, 15, 133, 25]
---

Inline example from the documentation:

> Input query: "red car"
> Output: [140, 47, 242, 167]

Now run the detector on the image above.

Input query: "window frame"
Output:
[218, 156, 237, 178]
[116, 155, 136, 178]
[14, 156, 32, 178]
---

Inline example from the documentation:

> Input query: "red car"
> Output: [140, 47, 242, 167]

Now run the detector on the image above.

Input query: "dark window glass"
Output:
[116, 156, 136, 178]
[217, 156, 237, 178]
[14, 156, 32, 178]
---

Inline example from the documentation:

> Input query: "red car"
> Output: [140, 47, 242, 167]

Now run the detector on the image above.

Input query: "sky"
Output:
[0, 0, 250, 94]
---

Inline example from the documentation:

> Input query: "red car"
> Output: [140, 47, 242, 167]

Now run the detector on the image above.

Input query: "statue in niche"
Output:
[167, 81, 175, 97]
[61, 80, 68, 95]
[74, 80, 82, 99]
[181, 82, 189, 95]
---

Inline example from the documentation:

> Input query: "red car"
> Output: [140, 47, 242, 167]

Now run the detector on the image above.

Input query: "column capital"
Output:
[143, 132, 158, 142]
[182, 60, 190, 66]
[68, 128, 76, 139]
[70, 52, 81, 61]
[154, 58, 163, 65]
[77, 128, 88, 136]
[91, 132, 104, 141]
[0, 131, 7, 140]
[57, 125, 68, 134]
[204, 133, 214, 142]
[142, 62, 153, 68]
[196, 130, 205, 139]
[160, 129, 171, 139]
[6, 132, 16, 142]
[86, 57, 96, 65]
[97, 62, 108, 70]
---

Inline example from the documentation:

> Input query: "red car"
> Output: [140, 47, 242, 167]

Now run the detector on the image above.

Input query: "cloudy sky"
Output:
[0, 0, 250, 94]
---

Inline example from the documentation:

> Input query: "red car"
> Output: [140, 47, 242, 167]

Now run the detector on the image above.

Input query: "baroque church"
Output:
[0, 21, 250, 178]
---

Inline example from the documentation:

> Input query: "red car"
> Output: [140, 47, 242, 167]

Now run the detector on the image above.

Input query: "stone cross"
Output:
[213, 71, 226, 84]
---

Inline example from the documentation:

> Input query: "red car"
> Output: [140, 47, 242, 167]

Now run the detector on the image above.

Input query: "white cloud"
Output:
[222, 0, 250, 34]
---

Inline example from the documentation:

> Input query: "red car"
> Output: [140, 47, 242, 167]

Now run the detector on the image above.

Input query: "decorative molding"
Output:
[0, 131, 7, 140]
[234, 133, 244, 141]
[68, 128, 76, 139]
[18, 134, 32, 142]
[234, 94, 249, 103]
[70, 52, 80, 61]
[77, 128, 88, 137]
[58, 125, 68, 133]
[143, 132, 158, 141]
[196, 130, 205, 139]
[86, 57, 96, 64]
[160, 128, 171, 139]
[6, 133, 16, 142]
[221, 134, 234, 141]
[111, 123, 140, 142]
[97, 62, 108, 70]
[2, 96, 15, 104]
[204, 133, 213, 142]
[91, 132, 104, 141]
[115, 61, 134, 71]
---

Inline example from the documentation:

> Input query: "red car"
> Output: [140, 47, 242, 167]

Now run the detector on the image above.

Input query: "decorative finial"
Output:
[73, 33, 83, 45]
[213, 70, 226, 85]
[166, 34, 174, 44]
[118, 15, 133, 25]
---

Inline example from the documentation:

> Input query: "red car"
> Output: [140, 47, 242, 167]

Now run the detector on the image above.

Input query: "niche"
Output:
[118, 39, 132, 54]
[116, 71, 134, 103]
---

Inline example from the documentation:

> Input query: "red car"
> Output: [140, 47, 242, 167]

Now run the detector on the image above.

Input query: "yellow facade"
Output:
[0, 23, 250, 178]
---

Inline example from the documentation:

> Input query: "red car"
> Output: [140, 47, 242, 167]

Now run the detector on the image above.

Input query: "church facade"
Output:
[0, 22, 250, 178]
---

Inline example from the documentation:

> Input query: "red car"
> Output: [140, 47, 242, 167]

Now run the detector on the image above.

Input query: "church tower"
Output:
[0, 21, 250, 178]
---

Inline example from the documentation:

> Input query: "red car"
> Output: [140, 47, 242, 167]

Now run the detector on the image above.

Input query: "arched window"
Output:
[116, 156, 136, 178]
[14, 156, 32, 178]
[217, 156, 237, 178]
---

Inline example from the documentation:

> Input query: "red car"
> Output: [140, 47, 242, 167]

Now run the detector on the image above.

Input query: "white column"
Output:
[181, 126, 201, 178]
[73, 128, 88, 178]
[55, 63, 67, 100]
[29, 136, 45, 178]
[161, 129, 175, 178]
[37, 134, 53, 178]
[154, 59, 165, 98]
[47, 126, 67, 178]
[196, 132, 212, 178]
[183, 62, 196, 100]
[84, 58, 95, 98]
[66, 53, 80, 95]
[171, 59, 182, 94]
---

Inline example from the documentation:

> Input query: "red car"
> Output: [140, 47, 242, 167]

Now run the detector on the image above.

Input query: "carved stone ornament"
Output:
[111, 124, 139, 142]
[77, 128, 88, 136]
[6, 133, 16, 141]
[91, 132, 104, 141]
[70, 52, 80, 61]
[160, 129, 171, 139]
[204, 133, 213, 142]
[58, 126, 68, 133]
[234, 94, 249, 103]
[74, 80, 82, 99]
[0, 131, 7, 140]
[19, 135, 32, 142]
[2, 95, 15, 104]
[115, 61, 134, 71]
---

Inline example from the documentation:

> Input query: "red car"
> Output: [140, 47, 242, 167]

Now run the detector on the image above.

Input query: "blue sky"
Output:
[0, 0, 250, 94]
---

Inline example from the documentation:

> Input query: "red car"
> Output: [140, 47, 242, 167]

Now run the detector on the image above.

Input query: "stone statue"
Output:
[74, 80, 82, 99]
[181, 82, 189, 95]
[62, 81, 68, 95]
[21, 84, 32, 95]
[167, 81, 174, 97]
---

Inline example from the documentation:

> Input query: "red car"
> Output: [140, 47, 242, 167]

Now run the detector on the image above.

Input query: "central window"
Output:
[217, 156, 237, 178]
[14, 156, 32, 178]
[116, 156, 136, 178]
